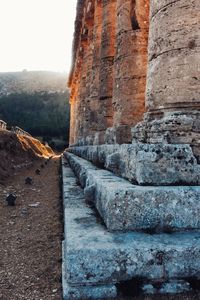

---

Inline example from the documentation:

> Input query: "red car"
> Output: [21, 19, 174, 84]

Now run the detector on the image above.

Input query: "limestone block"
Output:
[63, 283, 117, 300]
[62, 241, 117, 300]
[68, 143, 200, 186]
[62, 158, 200, 291]
[132, 112, 200, 160]
[136, 143, 200, 185]
[65, 152, 200, 232]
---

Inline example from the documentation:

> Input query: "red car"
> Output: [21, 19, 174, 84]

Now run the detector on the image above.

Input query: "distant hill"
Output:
[0, 71, 70, 150]
[0, 129, 54, 182]
[0, 70, 67, 96]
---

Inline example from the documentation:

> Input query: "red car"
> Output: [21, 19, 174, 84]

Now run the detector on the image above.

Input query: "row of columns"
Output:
[69, 0, 149, 145]
[133, 0, 200, 158]
[69, 0, 200, 150]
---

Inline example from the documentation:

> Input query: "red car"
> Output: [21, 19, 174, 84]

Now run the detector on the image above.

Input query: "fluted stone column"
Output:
[74, 1, 95, 145]
[147, 0, 200, 115]
[88, 0, 103, 142]
[106, 0, 149, 144]
[69, 0, 85, 146]
[69, 93, 77, 146]
[96, 0, 116, 144]
[133, 0, 200, 158]
[81, 1, 95, 144]
[75, 39, 89, 145]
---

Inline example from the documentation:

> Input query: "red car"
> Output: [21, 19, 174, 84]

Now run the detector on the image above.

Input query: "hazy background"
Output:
[0, 0, 77, 72]
[0, 0, 77, 150]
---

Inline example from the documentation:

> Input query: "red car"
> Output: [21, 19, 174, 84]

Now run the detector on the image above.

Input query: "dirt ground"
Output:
[0, 156, 62, 300]
[0, 153, 200, 300]
[0, 130, 54, 182]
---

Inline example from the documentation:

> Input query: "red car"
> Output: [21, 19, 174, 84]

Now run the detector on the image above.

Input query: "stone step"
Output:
[68, 143, 200, 186]
[64, 151, 200, 232]
[62, 157, 200, 299]
[62, 243, 116, 300]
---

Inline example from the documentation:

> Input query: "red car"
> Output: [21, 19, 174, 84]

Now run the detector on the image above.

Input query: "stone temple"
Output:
[62, 0, 200, 299]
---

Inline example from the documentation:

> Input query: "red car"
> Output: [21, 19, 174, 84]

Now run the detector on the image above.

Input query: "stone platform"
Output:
[68, 143, 200, 186]
[64, 151, 200, 232]
[62, 156, 200, 299]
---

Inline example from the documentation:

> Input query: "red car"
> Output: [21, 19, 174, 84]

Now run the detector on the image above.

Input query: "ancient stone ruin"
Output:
[62, 0, 200, 299]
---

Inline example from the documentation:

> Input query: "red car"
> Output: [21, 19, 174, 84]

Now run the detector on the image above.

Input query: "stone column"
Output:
[68, 0, 86, 146]
[96, 0, 116, 144]
[75, 37, 89, 145]
[81, 1, 95, 145]
[69, 73, 81, 146]
[69, 93, 76, 146]
[133, 0, 200, 157]
[88, 0, 103, 143]
[74, 1, 95, 145]
[108, 0, 149, 144]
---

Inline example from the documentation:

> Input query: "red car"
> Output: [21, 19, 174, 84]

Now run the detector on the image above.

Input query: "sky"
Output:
[0, 0, 77, 73]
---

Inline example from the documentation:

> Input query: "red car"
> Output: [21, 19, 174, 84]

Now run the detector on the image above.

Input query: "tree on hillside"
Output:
[0, 91, 70, 148]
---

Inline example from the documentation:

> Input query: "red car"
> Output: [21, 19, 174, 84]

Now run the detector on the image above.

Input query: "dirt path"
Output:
[1, 154, 200, 300]
[0, 156, 62, 300]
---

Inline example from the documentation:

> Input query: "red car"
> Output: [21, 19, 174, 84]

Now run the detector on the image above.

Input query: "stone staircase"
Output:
[62, 149, 200, 300]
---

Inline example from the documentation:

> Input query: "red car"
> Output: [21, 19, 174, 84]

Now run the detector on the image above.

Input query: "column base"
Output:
[132, 111, 200, 159]
[105, 125, 132, 144]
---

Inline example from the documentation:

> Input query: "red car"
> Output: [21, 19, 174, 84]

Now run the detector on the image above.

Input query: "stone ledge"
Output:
[64, 151, 200, 232]
[132, 112, 200, 160]
[67, 143, 200, 186]
[62, 243, 117, 300]
[62, 157, 200, 299]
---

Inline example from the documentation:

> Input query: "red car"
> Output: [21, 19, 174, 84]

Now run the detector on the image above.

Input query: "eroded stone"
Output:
[64, 152, 200, 231]
[62, 158, 200, 296]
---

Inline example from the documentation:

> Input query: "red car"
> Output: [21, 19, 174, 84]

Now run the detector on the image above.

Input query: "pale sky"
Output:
[0, 0, 77, 73]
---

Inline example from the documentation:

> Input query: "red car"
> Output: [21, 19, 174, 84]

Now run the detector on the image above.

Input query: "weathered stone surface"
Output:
[62, 157, 200, 296]
[132, 0, 200, 152]
[133, 112, 200, 161]
[147, 0, 200, 113]
[68, 0, 150, 145]
[108, 0, 149, 142]
[63, 282, 117, 300]
[64, 152, 200, 232]
[142, 281, 191, 295]
[62, 242, 117, 300]
[135, 143, 200, 185]
[65, 2, 200, 298]
[68, 143, 200, 186]
[69, 0, 200, 152]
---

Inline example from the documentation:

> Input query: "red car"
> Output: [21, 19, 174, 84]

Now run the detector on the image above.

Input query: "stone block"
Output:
[63, 282, 117, 300]
[136, 143, 200, 185]
[62, 157, 200, 298]
[64, 152, 200, 232]
[62, 242, 117, 300]
[68, 143, 200, 186]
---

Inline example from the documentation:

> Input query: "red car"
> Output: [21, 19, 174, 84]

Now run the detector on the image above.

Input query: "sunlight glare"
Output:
[0, 0, 77, 72]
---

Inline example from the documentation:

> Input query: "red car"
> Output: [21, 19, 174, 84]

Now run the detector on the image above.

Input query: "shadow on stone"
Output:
[116, 277, 145, 297]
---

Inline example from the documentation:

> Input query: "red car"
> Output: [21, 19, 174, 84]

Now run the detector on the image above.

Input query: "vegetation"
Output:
[0, 91, 70, 150]
[0, 70, 67, 96]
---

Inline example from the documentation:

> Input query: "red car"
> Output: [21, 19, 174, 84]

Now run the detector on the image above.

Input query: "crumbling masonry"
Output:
[62, 1, 200, 299]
